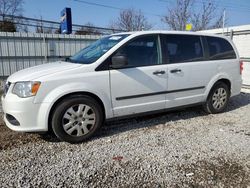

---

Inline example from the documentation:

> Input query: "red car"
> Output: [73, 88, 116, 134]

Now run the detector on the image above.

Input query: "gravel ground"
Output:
[0, 91, 250, 187]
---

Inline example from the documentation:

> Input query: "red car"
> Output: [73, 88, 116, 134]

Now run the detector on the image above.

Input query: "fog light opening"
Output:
[6, 114, 20, 126]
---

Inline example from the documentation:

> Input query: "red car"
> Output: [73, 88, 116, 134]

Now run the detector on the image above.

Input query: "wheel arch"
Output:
[48, 92, 106, 131]
[206, 78, 231, 101]
[204, 78, 231, 114]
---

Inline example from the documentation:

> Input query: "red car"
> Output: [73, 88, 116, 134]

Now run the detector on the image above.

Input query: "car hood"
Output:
[7, 61, 82, 82]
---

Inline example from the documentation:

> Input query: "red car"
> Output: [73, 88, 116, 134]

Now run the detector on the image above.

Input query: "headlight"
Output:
[12, 81, 41, 98]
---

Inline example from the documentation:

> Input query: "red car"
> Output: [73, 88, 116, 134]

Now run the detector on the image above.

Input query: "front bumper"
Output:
[2, 93, 50, 132]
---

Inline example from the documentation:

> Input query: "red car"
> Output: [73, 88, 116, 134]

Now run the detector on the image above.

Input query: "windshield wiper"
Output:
[65, 57, 77, 63]
[65, 57, 71, 62]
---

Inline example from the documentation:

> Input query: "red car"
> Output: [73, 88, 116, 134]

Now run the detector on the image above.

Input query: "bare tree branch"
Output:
[162, 0, 193, 31]
[75, 22, 101, 35]
[111, 8, 152, 31]
[0, 0, 24, 18]
[0, 0, 25, 32]
[210, 12, 225, 29]
[162, 0, 226, 31]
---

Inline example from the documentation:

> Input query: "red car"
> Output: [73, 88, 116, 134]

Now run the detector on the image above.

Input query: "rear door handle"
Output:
[153, 70, 166, 75]
[170, 69, 182, 73]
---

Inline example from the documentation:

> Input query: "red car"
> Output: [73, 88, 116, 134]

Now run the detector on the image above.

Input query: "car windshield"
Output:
[66, 34, 129, 64]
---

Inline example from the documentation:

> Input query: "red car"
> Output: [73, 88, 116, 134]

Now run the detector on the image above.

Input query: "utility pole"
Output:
[222, 9, 226, 35]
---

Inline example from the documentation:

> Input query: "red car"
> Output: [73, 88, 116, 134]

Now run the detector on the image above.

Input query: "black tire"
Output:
[51, 95, 104, 143]
[204, 82, 230, 114]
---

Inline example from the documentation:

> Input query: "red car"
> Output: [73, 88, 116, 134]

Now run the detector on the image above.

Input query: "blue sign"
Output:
[60, 8, 72, 34]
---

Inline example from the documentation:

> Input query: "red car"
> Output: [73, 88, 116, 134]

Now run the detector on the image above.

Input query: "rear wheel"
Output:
[204, 82, 230, 114]
[51, 95, 104, 143]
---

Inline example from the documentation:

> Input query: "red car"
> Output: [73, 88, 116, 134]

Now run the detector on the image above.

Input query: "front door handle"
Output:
[153, 70, 166, 75]
[170, 69, 182, 73]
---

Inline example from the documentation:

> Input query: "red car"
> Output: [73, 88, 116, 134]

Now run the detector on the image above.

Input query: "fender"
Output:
[204, 72, 232, 99]
[36, 82, 114, 124]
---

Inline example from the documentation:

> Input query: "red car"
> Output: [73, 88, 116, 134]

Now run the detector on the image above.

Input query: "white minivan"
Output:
[2, 31, 242, 143]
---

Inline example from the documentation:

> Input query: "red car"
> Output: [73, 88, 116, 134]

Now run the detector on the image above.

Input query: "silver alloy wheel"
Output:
[62, 104, 96, 137]
[212, 88, 227, 110]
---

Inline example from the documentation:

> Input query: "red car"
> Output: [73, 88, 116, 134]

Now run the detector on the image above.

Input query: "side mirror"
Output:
[111, 55, 128, 69]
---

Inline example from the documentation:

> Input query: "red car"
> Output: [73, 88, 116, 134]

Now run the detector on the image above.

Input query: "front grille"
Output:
[3, 82, 11, 97]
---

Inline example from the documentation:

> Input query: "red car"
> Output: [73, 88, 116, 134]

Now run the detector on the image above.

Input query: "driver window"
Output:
[115, 35, 160, 67]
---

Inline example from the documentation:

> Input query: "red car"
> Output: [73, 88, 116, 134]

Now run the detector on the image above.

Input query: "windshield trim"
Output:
[67, 34, 130, 65]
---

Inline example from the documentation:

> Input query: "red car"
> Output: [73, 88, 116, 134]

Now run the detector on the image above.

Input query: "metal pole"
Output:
[230, 29, 234, 40]
[12, 32, 18, 72]
[222, 10, 226, 35]
[43, 33, 47, 62]
[6, 32, 11, 76]
[0, 34, 4, 76]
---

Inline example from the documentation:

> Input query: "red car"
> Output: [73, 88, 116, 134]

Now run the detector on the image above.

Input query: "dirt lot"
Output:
[0, 91, 250, 187]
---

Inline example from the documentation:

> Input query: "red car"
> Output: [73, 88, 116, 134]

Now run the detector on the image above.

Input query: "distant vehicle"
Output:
[2, 31, 242, 143]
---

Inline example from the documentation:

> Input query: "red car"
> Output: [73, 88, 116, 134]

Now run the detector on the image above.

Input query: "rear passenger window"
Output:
[206, 36, 236, 60]
[163, 35, 204, 64]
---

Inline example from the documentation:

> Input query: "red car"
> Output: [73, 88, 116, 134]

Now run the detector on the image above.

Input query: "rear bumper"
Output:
[231, 78, 243, 97]
[1, 94, 50, 132]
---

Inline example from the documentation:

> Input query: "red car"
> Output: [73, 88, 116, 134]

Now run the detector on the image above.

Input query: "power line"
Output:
[203, 0, 250, 12]
[73, 0, 250, 17]
[159, 0, 250, 12]
[72, 0, 123, 11]
[0, 14, 123, 31]
[203, 0, 250, 10]
[0, 14, 125, 33]
[71, 0, 164, 17]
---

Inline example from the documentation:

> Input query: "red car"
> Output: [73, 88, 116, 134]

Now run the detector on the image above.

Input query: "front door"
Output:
[109, 35, 168, 117]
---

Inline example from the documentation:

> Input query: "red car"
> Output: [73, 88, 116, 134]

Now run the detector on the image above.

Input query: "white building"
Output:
[201, 25, 250, 87]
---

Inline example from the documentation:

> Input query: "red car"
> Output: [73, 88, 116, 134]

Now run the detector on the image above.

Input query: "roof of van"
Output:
[112, 30, 230, 39]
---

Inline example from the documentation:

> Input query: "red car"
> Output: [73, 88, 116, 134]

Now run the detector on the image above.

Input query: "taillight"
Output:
[240, 60, 243, 75]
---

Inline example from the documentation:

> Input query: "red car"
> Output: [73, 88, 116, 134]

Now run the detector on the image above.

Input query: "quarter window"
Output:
[206, 36, 236, 60]
[163, 35, 204, 64]
[114, 35, 160, 67]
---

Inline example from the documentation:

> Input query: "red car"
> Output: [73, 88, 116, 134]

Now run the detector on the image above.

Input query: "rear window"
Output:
[162, 35, 204, 64]
[206, 36, 236, 60]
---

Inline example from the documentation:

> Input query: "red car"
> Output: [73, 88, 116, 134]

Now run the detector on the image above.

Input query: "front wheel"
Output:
[51, 95, 104, 143]
[204, 82, 230, 114]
